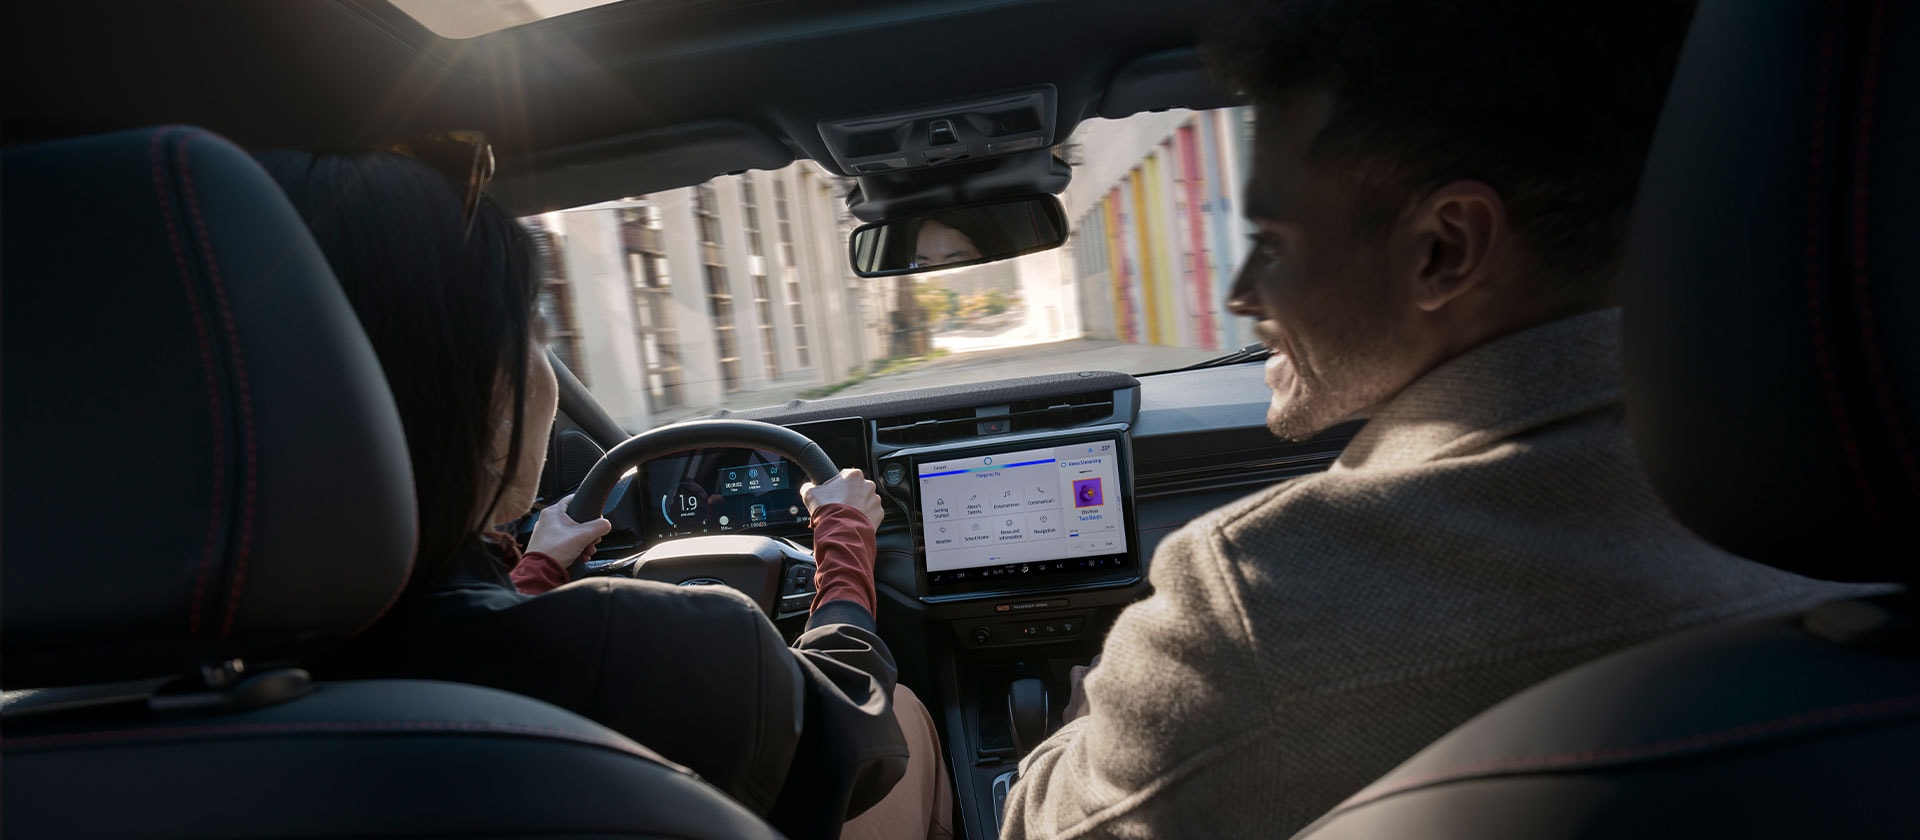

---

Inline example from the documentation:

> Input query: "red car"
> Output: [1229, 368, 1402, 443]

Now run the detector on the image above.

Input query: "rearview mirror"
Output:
[849, 196, 1068, 278]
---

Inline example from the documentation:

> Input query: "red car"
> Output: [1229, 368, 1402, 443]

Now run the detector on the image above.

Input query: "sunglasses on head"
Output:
[385, 129, 495, 240]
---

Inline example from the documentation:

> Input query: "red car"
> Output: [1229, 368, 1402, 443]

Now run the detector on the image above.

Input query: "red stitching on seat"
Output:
[1802, 0, 1880, 518]
[1334, 692, 1920, 813]
[172, 132, 260, 637]
[151, 128, 226, 638]
[3, 718, 661, 764]
[1850, 0, 1916, 495]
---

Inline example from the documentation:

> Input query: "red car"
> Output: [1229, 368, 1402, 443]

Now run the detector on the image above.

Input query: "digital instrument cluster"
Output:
[636, 417, 868, 543]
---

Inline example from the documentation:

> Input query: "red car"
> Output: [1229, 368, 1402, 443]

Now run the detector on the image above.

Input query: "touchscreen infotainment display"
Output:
[915, 440, 1129, 585]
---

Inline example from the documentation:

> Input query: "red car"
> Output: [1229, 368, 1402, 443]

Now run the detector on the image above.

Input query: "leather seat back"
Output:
[1, 126, 779, 840]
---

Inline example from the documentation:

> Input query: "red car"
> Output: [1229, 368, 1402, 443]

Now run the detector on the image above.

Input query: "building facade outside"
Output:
[525, 107, 1258, 432]
[527, 164, 897, 431]
[1058, 107, 1259, 353]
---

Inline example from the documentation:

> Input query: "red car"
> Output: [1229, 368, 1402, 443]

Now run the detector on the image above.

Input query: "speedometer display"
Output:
[631, 417, 870, 545]
[643, 452, 808, 539]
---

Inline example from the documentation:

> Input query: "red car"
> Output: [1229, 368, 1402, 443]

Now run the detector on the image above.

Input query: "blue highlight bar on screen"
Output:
[920, 457, 1057, 479]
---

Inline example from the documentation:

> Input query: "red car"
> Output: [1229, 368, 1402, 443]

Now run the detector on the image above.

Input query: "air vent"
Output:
[875, 390, 1117, 446]
[875, 406, 980, 446]
[1007, 391, 1115, 432]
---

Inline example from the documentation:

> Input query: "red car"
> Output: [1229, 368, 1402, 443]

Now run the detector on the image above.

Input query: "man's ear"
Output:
[1405, 180, 1505, 312]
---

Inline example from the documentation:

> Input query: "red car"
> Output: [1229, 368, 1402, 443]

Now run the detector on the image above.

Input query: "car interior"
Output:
[2, 1, 1914, 838]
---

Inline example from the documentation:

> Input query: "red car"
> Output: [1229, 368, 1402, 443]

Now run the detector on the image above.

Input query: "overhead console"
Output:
[882, 425, 1140, 601]
[818, 86, 1057, 176]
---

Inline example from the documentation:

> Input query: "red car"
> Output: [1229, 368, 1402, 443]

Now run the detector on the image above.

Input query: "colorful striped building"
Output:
[1062, 107, 1258, 353]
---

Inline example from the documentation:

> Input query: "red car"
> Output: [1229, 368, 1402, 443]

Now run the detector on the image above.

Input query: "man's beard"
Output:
[1264, 305, 1408, 442]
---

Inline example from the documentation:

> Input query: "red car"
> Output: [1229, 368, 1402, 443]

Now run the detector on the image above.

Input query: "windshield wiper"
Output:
[1169, 342, 1272, 372]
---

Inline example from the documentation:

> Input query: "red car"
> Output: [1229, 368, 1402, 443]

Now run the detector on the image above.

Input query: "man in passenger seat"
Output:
[1002, 1, 1870, 837]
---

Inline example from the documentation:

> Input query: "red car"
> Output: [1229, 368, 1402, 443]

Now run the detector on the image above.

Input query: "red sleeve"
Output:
[808, 502, 877, 615]
[511, 550, 571, 595]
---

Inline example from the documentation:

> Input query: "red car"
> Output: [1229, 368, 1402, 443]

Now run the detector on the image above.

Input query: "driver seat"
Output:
[1295, 1, 1919, 837]
[0, 126, 780, 840]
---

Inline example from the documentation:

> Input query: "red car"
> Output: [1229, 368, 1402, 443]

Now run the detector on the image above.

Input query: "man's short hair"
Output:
[1206, 0, 1697, 291]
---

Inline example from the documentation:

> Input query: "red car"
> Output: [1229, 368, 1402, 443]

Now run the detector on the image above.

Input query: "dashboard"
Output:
[574, 365, 1356, 840]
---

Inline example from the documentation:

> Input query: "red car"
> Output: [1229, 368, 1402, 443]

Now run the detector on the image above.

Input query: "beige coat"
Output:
[1004, 309, 1860, 839]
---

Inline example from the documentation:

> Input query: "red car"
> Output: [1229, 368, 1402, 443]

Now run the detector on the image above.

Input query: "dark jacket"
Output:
[312, 537, 908, 839]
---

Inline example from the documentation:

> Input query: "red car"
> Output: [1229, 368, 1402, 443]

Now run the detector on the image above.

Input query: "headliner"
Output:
[3, 0, 1241, 213]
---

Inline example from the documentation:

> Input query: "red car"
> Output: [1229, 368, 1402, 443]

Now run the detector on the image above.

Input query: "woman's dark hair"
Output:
[1205, 0, 1697, 292]
[924, 206, 1015, 258]
[257, 150, 541, 596]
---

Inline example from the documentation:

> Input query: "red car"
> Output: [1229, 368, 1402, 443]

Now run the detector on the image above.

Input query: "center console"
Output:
[877, 424, 1146, 839]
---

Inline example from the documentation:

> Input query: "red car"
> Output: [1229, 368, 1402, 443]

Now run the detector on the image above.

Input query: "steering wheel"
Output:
[565, 419, 840, 617]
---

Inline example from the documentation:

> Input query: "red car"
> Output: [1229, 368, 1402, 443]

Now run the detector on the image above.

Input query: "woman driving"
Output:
[261, 147, 946, 839]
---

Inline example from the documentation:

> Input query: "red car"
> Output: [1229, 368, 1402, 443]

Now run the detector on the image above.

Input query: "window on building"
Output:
[620, 204, 685, 411]
[752, 274, 779, 379]
[773, 179, 811, 368]
[693, 186, 741, 391]
[695, 183, 725, 266]
[524, 216, 588, 386]
[740, 179, 779, 380]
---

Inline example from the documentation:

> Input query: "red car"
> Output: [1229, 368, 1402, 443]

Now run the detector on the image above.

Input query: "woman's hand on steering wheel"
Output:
[527, 492, 613, 569]
[801, 468, 884, 527]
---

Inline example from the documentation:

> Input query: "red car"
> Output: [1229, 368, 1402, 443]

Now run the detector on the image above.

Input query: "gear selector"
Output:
[1007, 677, 1050, 757]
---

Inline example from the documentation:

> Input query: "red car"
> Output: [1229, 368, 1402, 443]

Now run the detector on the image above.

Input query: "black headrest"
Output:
[2, 127, 417, 687]
[1622, 0, 1919, 582]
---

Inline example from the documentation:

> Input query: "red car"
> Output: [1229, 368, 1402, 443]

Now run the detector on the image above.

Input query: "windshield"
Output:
[524, 107, 1259, 433]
